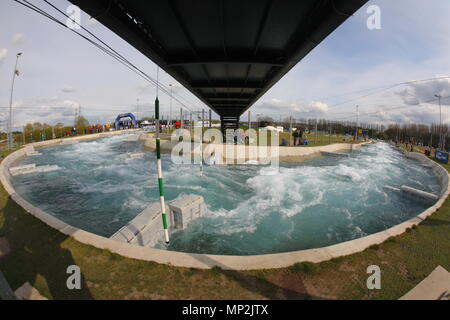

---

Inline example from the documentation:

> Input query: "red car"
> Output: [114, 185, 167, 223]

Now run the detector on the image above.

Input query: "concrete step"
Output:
[321, 151, 350, 158]
[9, 164, 36, 175]
[10, 164, 61, 176]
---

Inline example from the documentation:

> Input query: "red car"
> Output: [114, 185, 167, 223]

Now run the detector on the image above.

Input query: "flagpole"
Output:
[8, 52, 22, 150]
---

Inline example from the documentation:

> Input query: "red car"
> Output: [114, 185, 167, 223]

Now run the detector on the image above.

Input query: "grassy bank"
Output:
[0, 146, 448, 300]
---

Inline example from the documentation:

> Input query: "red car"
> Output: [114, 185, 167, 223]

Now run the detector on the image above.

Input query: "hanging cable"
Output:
[14, 0, 196, 113]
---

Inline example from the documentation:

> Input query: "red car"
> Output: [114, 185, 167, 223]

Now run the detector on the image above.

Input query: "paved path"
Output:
[0, 269, 17, 300]
[400, 266, 450, 300]
[14, 282, 47, 300]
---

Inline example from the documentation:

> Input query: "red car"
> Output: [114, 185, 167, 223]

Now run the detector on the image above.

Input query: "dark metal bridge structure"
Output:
[70, 0, 367, 133]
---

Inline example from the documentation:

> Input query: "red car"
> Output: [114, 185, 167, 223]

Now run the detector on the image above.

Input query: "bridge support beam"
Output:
[220, 116, 240, 142]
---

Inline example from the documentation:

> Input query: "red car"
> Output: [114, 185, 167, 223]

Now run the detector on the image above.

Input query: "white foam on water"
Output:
[10, 138, 442, 255]
[334, 164, 364, 182]
[245, 160, 260, 165]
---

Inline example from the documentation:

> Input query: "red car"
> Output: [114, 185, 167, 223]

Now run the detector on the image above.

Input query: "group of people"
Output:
[119, 121, 135, 130]
[65, 127, 77, 137]
[86, 124, 105, 134]
[292, 128, 308, 146]
[279, 128, 309, 146]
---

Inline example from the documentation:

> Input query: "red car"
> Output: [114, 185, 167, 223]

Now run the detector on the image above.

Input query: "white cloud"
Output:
[366, 103, 443, 126]
[255, 98, 329, 118]
[0, 48, 7, 64]
[63, 100, 80, 109]
[305, 101, 329, 113]
[12, 32, 25, 44]
[9, 98, 81, 128]
[61, 86, 76, 93]
[397, 78, 450, 106]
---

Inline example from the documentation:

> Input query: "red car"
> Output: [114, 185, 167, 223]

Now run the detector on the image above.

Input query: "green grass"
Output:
[154, 126, 360, 147]
[0, 145, 448, 299]
[278, 131, 358, 147]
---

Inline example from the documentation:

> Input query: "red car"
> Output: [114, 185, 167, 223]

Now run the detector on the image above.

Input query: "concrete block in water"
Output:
[321, 151, 350, 158]
[168, 194, 204, 231]
[400, 185, 439, 203]
[128, 153, 144, 159]
[110, 202, 168, 246]
[24, 146, 41, 156]
[9, 164, 60, 176]
[110, 194, 204, 246]
[9, 164, 36, 176]
[383, 185, 400, 193]
[384, 185, 438, 204]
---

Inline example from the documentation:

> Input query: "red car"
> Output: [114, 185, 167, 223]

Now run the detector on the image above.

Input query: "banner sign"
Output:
[435, 150, 449, 164]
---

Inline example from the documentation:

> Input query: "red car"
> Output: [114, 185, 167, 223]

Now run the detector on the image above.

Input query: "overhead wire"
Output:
[14, 0, 196, 113]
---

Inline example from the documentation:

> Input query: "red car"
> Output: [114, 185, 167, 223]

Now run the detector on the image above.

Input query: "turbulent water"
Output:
[11, 134, 440, 255]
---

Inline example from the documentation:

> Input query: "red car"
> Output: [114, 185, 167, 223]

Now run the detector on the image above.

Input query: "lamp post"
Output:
[168, 84, 173, 129]
[8, 52, 22, 150]
[435, 94, 442, 150]
[136, 98, 139, 123]
[355, 105, 359, 142]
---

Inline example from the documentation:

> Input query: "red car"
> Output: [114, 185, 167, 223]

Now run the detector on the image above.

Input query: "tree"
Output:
[54, 122, 64, 137]
[32, 122, 43, 131]
[75, 116, 89, 133]
[258, 116, 273, 127]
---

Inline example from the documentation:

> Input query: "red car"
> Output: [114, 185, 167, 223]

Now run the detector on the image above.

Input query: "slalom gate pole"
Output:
[155, 96, 170, 243]
[200, 109, 204, 175]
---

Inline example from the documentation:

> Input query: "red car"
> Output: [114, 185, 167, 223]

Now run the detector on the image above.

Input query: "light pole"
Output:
[168, 84, 173, 128]
[355, 105, 359, 141]
[435, 94, 442, 150]
[8, 52, 22, 150]
[136, 98, 139, 123]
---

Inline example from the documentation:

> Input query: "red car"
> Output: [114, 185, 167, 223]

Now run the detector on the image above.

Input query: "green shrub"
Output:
[211, 266, 222, 274]
[386, 236, 396, 243]
[290, 261, 318, 274]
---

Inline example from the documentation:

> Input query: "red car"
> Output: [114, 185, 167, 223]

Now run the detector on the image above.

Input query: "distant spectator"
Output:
[280, 138, 288, 146]
[293, 129, 299, 146]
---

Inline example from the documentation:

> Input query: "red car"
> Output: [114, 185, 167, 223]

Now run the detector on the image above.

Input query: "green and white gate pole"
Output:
[155, 97, 170, 243]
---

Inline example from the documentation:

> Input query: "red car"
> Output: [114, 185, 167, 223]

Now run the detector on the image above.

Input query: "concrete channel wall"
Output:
[0, 137, 448, 270]
[142, 133, 369, 163]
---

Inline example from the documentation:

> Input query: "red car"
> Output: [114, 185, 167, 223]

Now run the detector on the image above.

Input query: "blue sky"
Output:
[1, 0, 450, 130]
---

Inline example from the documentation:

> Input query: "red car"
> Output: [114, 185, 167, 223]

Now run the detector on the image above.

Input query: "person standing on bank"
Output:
[293, 129, 300, 146]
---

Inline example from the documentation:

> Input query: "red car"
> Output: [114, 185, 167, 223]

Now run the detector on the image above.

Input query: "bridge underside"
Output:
[70, 0, 367, 132]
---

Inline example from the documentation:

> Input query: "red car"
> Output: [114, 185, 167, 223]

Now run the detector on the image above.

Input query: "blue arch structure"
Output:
[115, 113, 137, 130]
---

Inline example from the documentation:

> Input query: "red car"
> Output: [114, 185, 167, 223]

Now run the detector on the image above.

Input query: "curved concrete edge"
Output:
[141, 134, 374, 163]
[0, 140, 448, 270]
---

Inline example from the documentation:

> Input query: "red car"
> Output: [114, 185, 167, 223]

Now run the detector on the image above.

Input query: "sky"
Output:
[1, 0, 450, 130]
